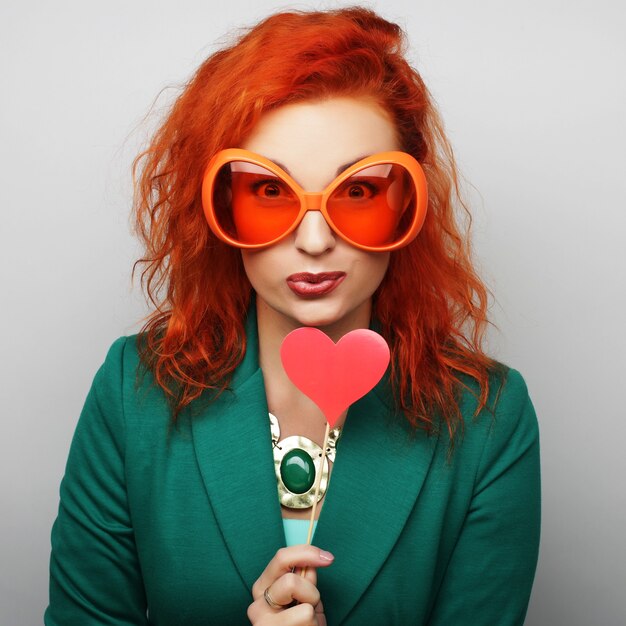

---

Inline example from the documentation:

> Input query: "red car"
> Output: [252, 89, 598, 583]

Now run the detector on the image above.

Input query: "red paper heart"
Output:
[280, 327, 390, 427]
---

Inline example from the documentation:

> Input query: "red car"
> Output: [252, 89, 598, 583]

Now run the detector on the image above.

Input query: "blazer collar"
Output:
[191, 309, 439, 623]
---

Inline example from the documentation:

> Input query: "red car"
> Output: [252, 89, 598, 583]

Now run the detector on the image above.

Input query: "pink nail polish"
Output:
[319, 550, 334, 561]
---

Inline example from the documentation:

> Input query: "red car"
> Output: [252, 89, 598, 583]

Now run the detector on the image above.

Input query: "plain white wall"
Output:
[1, 0, 625, 624]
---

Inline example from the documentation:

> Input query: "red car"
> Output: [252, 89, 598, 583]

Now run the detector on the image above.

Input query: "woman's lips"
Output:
[286, 271, 346, 297]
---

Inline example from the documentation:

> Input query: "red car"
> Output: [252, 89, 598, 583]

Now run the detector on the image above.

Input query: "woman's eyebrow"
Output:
[271, 159, 290, 174]
[271, 155, 370, 179]
[336, 155, 368, 175]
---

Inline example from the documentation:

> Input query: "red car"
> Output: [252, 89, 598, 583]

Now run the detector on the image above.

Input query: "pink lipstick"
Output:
[286, 271, 346, 297]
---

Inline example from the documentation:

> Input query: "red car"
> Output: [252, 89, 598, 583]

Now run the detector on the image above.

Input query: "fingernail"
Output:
[319, 550, 334, 561]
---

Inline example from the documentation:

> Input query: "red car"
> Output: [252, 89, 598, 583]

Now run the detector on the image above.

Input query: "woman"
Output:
[46, 7, 540, 626]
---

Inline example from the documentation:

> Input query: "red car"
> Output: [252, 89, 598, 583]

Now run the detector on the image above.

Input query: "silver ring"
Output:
[264, 586, 288, 610]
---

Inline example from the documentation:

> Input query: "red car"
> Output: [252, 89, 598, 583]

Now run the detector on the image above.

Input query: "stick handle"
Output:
[300, 422, 330, 577]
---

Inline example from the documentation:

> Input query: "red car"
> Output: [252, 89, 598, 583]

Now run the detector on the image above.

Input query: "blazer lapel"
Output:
[314, 383, 440, 625]
[191, 311, 285, 591]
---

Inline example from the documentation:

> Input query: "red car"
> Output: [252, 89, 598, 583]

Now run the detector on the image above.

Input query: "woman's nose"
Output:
[293, 211, 336, 255]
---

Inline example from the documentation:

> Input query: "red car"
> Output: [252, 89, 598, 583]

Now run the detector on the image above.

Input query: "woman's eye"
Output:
[261, 182, 281, 197]
[341, 180, 377, 200]
[347, 184, 367, 198]
[250, 179, 286, 198]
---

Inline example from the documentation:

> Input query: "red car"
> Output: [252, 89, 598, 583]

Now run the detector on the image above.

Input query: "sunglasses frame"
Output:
[201, 148, 428, 252]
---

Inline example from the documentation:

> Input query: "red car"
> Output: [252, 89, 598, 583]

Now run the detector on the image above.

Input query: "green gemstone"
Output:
[280, 449, 316, 494]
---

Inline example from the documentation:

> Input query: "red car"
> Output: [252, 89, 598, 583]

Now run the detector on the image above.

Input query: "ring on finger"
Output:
[264, 586, 291, 610]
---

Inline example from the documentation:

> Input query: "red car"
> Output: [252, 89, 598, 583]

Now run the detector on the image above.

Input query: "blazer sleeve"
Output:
[45, 337, 149, 625]
[426, 369, 541, 626]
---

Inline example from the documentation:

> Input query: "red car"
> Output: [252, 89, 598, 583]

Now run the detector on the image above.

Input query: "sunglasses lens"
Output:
[211, 161, 300, 245]
[327, 162, 417, 247]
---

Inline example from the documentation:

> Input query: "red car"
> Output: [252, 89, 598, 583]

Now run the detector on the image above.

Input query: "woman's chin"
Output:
[269, 301, 372, 340]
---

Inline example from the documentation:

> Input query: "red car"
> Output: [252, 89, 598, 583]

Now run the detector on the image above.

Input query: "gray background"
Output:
[1, 0, 625, 624]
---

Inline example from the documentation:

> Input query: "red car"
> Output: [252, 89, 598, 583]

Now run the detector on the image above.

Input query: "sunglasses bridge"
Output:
[300, 192, 324, 212]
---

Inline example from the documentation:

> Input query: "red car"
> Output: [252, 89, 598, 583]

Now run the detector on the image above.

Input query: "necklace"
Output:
[269, 412, 342, 509]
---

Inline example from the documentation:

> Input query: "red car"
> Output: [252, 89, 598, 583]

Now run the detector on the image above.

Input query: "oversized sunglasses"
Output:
[201, 149, 428, 251]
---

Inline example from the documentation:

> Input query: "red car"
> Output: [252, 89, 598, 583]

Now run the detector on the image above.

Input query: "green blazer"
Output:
[46, 313, 540, 625]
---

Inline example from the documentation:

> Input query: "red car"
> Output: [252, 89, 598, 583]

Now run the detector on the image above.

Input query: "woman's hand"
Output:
[248, 545, 334, 625]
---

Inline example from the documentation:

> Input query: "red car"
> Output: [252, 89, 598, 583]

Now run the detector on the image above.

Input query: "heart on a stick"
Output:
[280, 328, 390, 427]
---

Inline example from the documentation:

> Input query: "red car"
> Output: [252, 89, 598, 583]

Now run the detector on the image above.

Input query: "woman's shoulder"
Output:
[453, 362, 539, 465]
[488, 364, 532, 417]
[89, 334, 171, 428]
[97, 334, 142, 374]
[456, 361, 534, 420]
[488, 364, 535, 428]
[92, 334, 156, 395]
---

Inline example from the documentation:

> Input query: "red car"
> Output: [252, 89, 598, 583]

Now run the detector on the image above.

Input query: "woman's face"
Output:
[240, 97, 400, 338]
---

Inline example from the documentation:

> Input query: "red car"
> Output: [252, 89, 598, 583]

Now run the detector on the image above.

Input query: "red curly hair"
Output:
[133, 7, 498, 437]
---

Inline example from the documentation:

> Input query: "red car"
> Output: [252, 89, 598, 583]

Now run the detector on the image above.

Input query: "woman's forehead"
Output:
[239, 97, 400, 190]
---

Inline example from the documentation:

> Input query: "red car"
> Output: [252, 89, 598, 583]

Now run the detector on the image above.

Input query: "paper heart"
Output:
[280, 327, 390, 427]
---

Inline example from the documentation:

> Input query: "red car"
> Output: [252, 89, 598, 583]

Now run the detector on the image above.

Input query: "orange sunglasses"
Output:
[201, 149, 428, 252]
